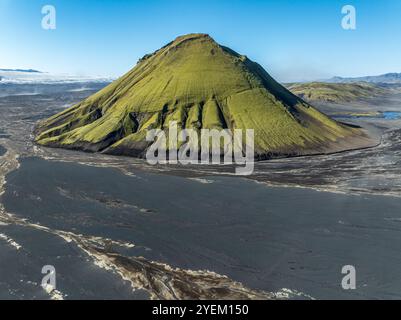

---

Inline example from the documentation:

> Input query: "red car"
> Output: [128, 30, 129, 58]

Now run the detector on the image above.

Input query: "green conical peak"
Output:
[35, 33, 373, 160]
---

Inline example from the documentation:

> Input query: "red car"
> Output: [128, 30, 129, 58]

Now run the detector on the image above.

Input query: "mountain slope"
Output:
[35, 33, 373, 160]
[287, 82, 388, 103]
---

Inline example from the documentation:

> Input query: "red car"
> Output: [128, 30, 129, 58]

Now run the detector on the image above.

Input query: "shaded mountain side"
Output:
[35, 33, 374, 160]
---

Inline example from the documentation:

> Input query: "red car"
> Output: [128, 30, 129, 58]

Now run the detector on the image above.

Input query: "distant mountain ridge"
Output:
[0, 68, 42, 73]
[328, 73, 401, 84]
[0, 69, 112, 84]
[286, 82, 388, 104]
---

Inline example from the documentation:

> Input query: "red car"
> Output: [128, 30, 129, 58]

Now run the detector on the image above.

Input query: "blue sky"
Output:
[0, 0, 400, 82]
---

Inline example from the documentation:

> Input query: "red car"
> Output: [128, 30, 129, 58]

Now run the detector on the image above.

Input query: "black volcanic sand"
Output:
[2, 157, 401, 299]
[0, 145, 6, 156]
[0, 223, 148, 299]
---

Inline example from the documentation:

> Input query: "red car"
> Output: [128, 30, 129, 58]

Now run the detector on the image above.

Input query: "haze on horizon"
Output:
[1, 0, 400, 82]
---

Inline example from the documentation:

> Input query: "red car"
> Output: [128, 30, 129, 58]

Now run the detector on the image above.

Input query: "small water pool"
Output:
[382, 111, 401, 120]
[333, 111, 401, 120]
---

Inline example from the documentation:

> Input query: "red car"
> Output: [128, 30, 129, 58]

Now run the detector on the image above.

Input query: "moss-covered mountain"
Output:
[35, 34, 373, 159]
[286, 82, 388, 104]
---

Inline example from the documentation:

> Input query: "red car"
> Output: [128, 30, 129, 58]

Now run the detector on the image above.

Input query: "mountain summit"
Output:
[35, 33, 373, 159]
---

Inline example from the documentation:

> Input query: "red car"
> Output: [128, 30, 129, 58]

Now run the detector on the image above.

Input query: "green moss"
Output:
[286, 82, 387, 103]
